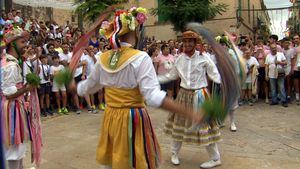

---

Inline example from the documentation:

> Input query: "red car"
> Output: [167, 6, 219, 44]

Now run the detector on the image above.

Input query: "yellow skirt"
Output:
[96, 107, 161, 169]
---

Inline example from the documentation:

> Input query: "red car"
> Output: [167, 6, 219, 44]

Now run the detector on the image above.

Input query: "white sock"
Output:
[171, 140, 182, 155]
[205, 143, 220, 161]
[296, 93, 299, 100]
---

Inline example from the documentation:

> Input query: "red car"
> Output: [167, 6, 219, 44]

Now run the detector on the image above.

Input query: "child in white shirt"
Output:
[38, 55, 52, 116]
[50, 55, 68, 114]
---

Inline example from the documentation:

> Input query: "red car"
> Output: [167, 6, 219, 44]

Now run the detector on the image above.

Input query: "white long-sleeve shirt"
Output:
[1, 54, 23, 96]
[77, 49, 166, 108]
[158, 51, 221, 89]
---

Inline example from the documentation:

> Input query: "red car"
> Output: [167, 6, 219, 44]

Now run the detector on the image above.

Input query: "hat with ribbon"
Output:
[99, 7, 147, 49]
[3, 25, 29, 46]
[182, 30, 202, 43]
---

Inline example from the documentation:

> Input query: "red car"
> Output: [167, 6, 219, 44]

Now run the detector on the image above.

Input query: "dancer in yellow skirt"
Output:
[158, 31, 222, 168]
[70, 7, 200, 169]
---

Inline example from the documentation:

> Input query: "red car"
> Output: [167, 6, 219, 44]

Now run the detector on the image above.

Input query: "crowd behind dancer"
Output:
[1, 9, 300, 119]
[1, 6, 300, 169]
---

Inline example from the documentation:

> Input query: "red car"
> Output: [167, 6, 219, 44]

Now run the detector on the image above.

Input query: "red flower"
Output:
[115, 10, 127, 17]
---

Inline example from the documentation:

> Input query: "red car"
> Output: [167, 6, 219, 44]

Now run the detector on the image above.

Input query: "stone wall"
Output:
[12, 1, 77, 27]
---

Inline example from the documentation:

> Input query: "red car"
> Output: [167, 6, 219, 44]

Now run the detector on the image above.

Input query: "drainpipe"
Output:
[236, 0, 242, 28]
[238, 0, 242, 18]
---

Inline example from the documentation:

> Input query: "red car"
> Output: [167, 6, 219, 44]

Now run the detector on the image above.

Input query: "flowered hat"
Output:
[3, 25, 29, 45]
[99, 7, 147, 49]
[215, 35, 229, 46]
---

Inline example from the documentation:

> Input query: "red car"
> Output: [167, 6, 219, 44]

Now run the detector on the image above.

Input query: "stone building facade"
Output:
[9, 0, 271, 40]
[11, 0, 78, 27]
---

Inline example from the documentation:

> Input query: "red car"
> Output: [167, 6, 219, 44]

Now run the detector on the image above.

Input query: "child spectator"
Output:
[38, 55, 52, 116]
[50, 55, 68, 114]
[241, 47, 259, 106]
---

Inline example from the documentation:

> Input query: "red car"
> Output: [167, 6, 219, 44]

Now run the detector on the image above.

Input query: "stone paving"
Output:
[24, 102, 300, 169]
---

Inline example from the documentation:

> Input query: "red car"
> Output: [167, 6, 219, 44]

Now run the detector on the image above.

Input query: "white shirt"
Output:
[50, 64, 64, 87]
[59, 52, 72, 63]
[81, 54, 95, 76]
[203, 52, 216, 64]
[1, 54, 23, 96]
[158, 51, 221, 89]
[245, 56, 259, 83]
[77, 50, 166, 108]
[55, 32, 63, 39]
[48, 32, 54, 39]
[50, 65, 64, 76]
[265, 52, 286, 78]
[39, 64, 51, 84]
[293, 47, 300, 71]
[73, 54, 85, 77]
[23, 60, 33, 84]
[283, 48, 296, 74]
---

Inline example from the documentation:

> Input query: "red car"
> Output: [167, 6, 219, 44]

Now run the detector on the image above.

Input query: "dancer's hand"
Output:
[191, 112, 204, 123]
[160, 98, 203, 123]
[25, 84, 35, 91]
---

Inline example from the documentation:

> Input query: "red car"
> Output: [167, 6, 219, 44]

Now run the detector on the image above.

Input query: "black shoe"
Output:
[287, 96, 291, 103]
[270, 102, 278, 105]
[282, 103, 288, 107]
[46, 108, 53, 116]
[41, 111, 47, 117]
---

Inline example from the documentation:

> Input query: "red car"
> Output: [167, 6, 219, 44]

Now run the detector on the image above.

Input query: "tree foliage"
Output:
[74, 0, 128, 21]
[152, 0, 228, 32]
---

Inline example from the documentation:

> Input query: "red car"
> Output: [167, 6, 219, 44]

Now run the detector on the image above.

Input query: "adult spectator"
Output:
[46, 43, 59, 65]
[254, 37, 269, 103]
[154, 44, 176, 98]
[282, 37, 296, 101]
[268, 34, 283, 52]
[265, 44, 288, 107]
[59, 42, 72, 66]
[292, 34, 300, 104]
[89, 35, 100, 48]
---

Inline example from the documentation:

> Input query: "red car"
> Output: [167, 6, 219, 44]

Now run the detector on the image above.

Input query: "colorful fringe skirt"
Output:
[164, 88, 221, 145]
[96, 107, 161, 169]
[1, 94, 31, 148]
[0, 95, 5, 168]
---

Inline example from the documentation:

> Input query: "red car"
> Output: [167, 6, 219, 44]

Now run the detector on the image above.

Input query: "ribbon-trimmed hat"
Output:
[99, 7, 147, 49]
[182, 30, 202, 43]
[3, 25, 29, 46]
